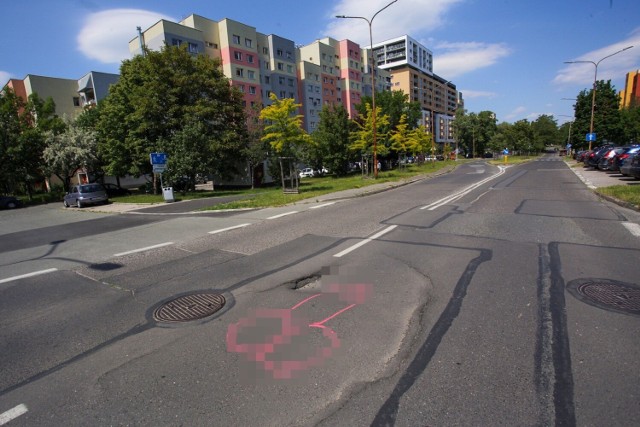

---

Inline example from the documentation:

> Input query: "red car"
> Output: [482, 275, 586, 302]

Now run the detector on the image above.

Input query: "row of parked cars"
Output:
[574, 145, 640, 179]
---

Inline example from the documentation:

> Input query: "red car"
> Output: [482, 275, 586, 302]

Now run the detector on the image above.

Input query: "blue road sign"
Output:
[150, 152, 167, 165]
[586, 133, 596, 142]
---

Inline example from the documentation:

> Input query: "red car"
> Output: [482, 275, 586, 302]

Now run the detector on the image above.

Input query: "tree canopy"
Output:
[96, 44, 248, 185]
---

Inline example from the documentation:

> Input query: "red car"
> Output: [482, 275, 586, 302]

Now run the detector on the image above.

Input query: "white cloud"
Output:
[460, 90, 497, 99]
[0, 71, 12, 84]
[77, 9, 172, 64]
[553, 27, 640, 87]
[324, 0, 463, 46]
[433, 41, 511, 78]
[504, 106, 526, 121]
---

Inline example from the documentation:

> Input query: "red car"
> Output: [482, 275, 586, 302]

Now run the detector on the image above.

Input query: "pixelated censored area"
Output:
[226, 278, 373, 382]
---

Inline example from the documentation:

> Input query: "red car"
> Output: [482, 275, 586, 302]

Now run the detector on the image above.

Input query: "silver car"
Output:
[63, 183, 109, 208]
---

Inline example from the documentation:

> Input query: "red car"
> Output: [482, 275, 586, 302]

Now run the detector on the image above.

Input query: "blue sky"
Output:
[2, 0, 639, 125]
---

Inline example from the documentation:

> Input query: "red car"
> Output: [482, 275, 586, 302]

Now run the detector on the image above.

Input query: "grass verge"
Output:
[596, 185, 640, 209]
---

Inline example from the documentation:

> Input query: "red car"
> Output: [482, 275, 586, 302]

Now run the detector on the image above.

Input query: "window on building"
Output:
[263, 47, 269, 54]
[73, 97, 80, 107]
[245, 38, 252, 48]
[277, 62, 284, 70]
[238, 85, 245, 92]
[236, 68, 244, 77]
[308, 84, 313, 91]
[247, 54, 254, 63]
[287, 65, 293, 73]
[233, 34, 240, 44]
[264, 76, 270, 84]
[288, 78, 294, 87]
[279, 76, 285, 85]
[289, 92, 294, 98]
[279, 91, 286, 98]
[249, 86, 256, 94]
[286, 51, 292, 59]
[188, 43, 198, 54]
[234, 51, 243, 61]
[248, 70, 255, 80]
[277, 49, 283, 56]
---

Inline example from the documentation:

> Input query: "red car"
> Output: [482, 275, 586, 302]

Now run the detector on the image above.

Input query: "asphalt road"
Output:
[1, 154, 639, 426]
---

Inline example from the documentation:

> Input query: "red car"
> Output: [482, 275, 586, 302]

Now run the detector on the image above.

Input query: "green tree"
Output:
[511, 119, 535, 153]
[260, 93, 311, 182]
[389, 114, 413, 163]
[0, 88, 64, 196]
[531, 114, 559, 151]
[620, 105, 640, 144]
[408, 125, 433, 160]
[311, 105, 352, 176]
[243, 103, 269, 188]
[572, 80, 623, 147]
[350, 103, 390, 173]
[42, 120, 99, 191]
[96, 44, 247, 186]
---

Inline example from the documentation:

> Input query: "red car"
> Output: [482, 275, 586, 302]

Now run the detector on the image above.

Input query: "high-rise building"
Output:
[370, 35, 461, 144]
[4, 75, 83, 119]
[619, 70, 640, 108]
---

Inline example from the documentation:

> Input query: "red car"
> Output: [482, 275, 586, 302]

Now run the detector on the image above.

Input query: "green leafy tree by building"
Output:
[311, 105, 352, 177]
[96, 44, 247, 188]
[572, 80, 623, 147]
[43, 120, 99, 191]
[350, 103, 390, 173]
[259, 93, 311, 182]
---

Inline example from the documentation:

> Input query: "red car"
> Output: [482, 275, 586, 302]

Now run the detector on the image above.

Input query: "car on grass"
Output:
[102, 183, 132, 197]
[0, 195, 23, 209]
[299, 168, 315, 178]
[63, 183, 109, 208]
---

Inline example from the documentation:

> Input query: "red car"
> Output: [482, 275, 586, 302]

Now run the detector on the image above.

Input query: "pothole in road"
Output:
[287, 274, 321, 290]
[567, 278, 640, 317]
[152, 292, 226, 323]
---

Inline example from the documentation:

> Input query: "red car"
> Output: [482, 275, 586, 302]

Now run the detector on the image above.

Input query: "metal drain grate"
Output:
[153, 293, 225, 323]
[567, 279, 640, 317]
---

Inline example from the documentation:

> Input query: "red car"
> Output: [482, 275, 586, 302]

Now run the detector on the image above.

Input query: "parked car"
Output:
[586, 145, 613, 168]
[0, 195, 23, 209]
[612, 146, 640, 173]
[299, 168, 314, 178]
[628, 152, 640, 179]
[63, 183, 109, 208]
[597, 147, 624, 171]
[102, 183, 132, 197]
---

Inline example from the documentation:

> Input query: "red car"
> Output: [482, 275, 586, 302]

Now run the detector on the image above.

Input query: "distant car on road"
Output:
[0, 195, 23, 209]
[63, 183, 109, 208]
[102, 183, 132, 197]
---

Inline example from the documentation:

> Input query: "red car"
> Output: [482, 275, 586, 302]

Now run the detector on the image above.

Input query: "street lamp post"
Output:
[336, 0, 398, 178]
[564, 45, 633, 150]
[559, 115, 574, 154]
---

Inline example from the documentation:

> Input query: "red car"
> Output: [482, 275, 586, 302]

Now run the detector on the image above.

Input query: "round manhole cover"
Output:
[153, 293, 225, 323]
[567, 279, 640, 317]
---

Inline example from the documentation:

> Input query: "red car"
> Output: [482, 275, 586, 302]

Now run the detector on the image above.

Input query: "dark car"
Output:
[597, 147, 624, 171]
[585, 145, 613, 168]
[102, 183, 132, 197]
[612, 146, 640, 173]
[63, 183, 109, 208]
[628, 152, 640, 179]
[0, 195, 23, 209]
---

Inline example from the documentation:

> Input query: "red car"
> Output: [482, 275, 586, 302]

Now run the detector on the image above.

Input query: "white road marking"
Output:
[0, 268, 58, 284]
[333, 225, 397, 258]
[113, 242, 174, 257]
[623, 222, 640, 237]
[421, 166, 507, 211]
[309, 202, 336, 209]
[0, 404, 28, 425]
[208, 223, 251, 234]
[267, 211, 299, 219]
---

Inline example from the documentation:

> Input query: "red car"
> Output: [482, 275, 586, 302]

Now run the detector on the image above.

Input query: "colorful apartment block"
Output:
[619, 70, 640, 108]
[4, 75, 84, 119]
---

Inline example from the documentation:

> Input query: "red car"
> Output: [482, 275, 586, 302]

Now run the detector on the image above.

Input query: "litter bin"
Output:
[162, 186, 174, 203]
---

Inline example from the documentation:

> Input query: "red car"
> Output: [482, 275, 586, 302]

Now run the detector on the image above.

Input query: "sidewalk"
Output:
[86, 164, 457, 214]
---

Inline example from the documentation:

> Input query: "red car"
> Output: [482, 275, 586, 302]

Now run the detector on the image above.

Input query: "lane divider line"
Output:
[0, 268, 58, 285]
[113, 242, 174, 257]
[310, 202, 336, 209]
[0, 404, 28, 425]
[623, 222, 640, 237]
[333, 225, 398, 258]
[208, 223, 251, 235]
[267, 211, 299, 220]
[421, 166, 507, 211]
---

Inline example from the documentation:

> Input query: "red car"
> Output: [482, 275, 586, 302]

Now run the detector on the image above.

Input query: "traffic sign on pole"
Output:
[150, 152, 167, 165]
[585, 133, 596, 142]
